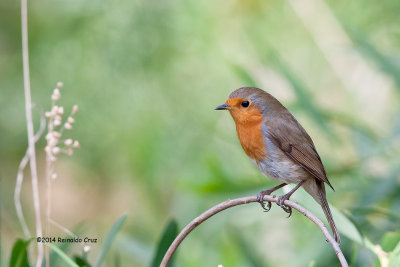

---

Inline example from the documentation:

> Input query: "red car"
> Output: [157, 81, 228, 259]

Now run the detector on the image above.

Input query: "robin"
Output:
[215, 87, 341, 245]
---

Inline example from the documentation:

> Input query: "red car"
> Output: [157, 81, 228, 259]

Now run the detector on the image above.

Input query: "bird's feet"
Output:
[276, 194, 292, 217]
[256, 189, 274, 212]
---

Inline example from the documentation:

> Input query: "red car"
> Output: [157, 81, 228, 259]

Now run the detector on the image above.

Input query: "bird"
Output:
[215, 87, 341, 245]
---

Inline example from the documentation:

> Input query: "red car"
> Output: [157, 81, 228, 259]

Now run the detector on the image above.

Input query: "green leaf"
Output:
[381, 232, 400, 253]
[94, 214, 127, 267]
[9, 238, 31, 267]
[48, 243, 79, 267]
[73, 255, 92, 267]
[150, 220, 178, 267]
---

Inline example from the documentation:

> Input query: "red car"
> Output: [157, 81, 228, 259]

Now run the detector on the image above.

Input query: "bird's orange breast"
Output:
[225, 97, 267, 162]
[233, 112, 267, 163]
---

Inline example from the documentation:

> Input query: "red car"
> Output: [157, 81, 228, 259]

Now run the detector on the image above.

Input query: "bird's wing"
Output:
[265, 112, 334, 190]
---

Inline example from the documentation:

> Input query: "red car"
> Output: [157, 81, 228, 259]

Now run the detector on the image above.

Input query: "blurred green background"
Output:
[1, 0, 400, 266]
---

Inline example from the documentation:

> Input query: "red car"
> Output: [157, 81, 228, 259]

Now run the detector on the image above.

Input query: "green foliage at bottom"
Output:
[9, 239, 31, 267]
[150, 220, 178, 267]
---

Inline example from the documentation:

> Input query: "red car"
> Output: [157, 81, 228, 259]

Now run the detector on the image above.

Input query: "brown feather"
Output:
[316, 180, 341, 244]
[264, 108, 334, 190]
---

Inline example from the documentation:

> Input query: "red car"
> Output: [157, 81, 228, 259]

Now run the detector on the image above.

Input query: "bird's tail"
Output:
[316, 180, 341, 245]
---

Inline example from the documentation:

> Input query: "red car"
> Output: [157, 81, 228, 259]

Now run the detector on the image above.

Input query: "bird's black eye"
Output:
[241, 101, 250, 108]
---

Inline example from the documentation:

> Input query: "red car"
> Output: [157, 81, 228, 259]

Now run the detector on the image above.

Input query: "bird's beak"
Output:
[214, 103, 230, 110]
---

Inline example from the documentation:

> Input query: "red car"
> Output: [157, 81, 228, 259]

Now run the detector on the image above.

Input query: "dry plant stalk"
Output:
[161, 195, 348, 267]
[20, 0, 43, 264]
[44, 83, 80, 267]
[15, 107, 46, 238]
[15, 80, 80, 267]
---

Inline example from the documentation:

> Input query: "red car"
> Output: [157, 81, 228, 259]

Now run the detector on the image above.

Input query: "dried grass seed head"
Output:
[64, 122, 72, 130]
[54, 119, 62, 126]
[52, 88, 61, 101]
[64, 139, 73, 146]
[72, 105, 78, 114]
[73, 140, 80, 148]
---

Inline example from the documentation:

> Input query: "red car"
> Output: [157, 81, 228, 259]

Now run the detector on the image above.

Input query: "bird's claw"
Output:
[276, 195, 292, 217]
[281, 205, 292, 217]
[262, 201, 272, 212]
[256, 191, 272, 212]
[257, 189, 293, 217]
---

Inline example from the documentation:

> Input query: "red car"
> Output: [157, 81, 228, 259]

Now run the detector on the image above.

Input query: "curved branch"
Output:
[160, 195, 348, 267]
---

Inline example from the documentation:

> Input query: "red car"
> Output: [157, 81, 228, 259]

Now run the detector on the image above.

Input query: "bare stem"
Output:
[45, 116, 54, 267]
[14, 152, 32, 237]
[21, 0, 44, 265]
[15, 106, 46, 238]
[160, 195, 348, 267]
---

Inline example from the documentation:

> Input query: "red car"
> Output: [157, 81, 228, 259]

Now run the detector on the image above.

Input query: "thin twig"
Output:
[160, 195, 348, 267]
[21, 0, 44, 265]
[15, 105, 46, 238]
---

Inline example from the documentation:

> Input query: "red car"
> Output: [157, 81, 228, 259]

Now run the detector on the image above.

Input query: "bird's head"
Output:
[215, 87, 276, 125]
